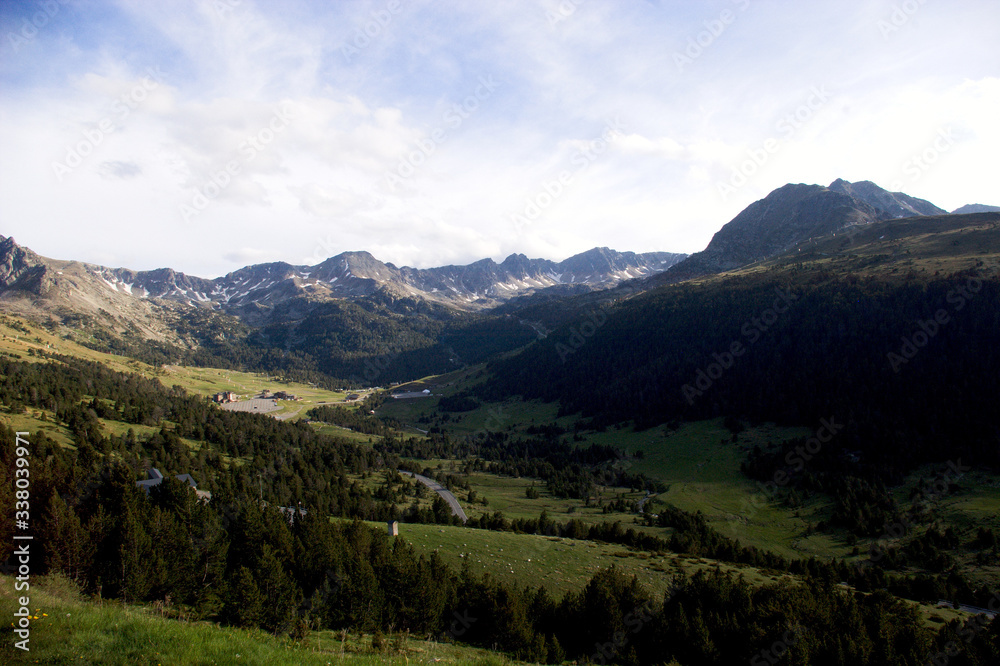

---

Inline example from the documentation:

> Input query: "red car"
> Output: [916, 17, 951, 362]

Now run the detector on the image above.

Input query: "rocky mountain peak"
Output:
[828, 178, 945, 218]
[651, 178, 981, 288]
[656, 182, 881, 283]
[0, 236, 687, 323]
[0, 235, 45, 291]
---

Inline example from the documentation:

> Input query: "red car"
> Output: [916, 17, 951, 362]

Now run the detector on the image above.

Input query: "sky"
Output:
[1, 0, 998, 278]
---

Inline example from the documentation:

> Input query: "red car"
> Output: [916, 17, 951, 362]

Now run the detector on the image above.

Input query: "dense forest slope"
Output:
[478, 213, 1000, 484]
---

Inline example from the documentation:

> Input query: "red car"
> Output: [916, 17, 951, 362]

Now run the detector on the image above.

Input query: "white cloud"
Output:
[0, 0, 998, 277]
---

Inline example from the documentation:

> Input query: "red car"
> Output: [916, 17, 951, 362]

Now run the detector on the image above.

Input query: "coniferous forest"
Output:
[2, 348, 999, 664]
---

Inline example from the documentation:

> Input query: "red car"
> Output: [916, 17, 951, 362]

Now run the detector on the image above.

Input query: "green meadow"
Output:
[0, 574, 522, 665]
[342, 520, 969, 631]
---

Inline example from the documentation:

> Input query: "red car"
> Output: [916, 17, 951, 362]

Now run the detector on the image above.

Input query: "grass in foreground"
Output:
[0, 574, 522, 665]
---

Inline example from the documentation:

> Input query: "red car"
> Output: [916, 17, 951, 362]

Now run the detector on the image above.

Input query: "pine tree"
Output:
[226, 566, 264, 628]
[88, 463, 153, 601]
[548, 634, 566, 664]
[254, 545, 302, 634]
[41, 492, 90, 582]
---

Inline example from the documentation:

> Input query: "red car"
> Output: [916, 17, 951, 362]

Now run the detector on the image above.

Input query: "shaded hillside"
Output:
[0, 236, 683, 384]
[653, 183, 881, 284]
[478, 213, 1000, 481]
[650, 179, 968, 288]
[0, 237, 683, 385]
[952, 204, 1000, 214]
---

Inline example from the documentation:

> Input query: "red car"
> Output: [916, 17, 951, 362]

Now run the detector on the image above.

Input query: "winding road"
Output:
[399, 470, 468, 522]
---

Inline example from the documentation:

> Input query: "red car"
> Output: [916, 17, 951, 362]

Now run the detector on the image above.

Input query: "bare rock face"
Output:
[80, 247, 686, 313]
[828, 179, 945, 218]
[0, 233, 688, 339]
[0, 235, 47, 293]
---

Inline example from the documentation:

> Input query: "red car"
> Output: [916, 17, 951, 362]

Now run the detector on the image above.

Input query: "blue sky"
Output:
[1, 0, 998, 277]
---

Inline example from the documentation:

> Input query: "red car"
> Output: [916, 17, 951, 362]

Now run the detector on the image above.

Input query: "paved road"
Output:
[937, 600, 997, 619]
[399, 470, 468, 522]
[274, 407, 302, 421]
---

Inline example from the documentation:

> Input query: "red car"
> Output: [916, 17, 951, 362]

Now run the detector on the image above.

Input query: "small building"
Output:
[136, 468, 212, 501]
[388, 520, 399, 536]
[346, 393, 360, 401]
[213, 391, 239, 403]
[136, 467, 165, 491]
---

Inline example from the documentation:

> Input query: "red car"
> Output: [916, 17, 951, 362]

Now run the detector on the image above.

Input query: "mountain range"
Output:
[0, 238, 683, 316]
[1, 177, 996, 383]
